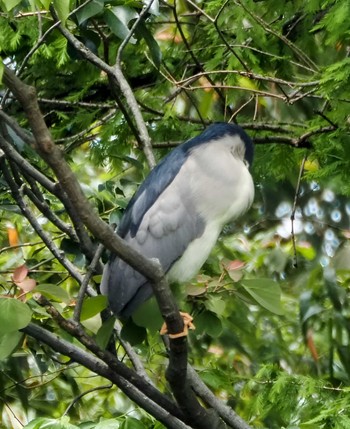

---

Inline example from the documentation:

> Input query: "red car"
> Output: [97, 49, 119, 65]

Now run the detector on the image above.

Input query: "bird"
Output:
[101, 122, 254, 319]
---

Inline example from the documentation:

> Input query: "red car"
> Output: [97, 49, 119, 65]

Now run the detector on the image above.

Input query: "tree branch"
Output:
[22, 322, 190, 429]
[35, 295, 185, 421]
[187, 365, 253, 429]
[49, 6, 156, 169]
[2, 65, 185, 335]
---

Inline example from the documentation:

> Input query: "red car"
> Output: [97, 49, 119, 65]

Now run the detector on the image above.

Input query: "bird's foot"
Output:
[160, 311, 195, 338]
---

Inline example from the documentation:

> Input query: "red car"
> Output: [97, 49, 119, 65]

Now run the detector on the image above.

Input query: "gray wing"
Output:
[101, 185, 205, 317]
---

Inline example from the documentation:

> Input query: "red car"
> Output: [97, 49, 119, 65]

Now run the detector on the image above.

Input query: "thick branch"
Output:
[2, 64, 184, 340]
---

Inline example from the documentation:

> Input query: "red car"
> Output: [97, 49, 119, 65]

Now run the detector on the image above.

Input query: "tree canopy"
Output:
[0, 0, 350, 428]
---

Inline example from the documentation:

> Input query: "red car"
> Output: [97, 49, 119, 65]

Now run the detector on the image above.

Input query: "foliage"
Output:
[0, 0, 350, 428]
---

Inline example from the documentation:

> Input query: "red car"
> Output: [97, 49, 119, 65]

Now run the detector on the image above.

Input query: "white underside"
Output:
[167, 221, 221, 282]
[167, 137, 254, 282]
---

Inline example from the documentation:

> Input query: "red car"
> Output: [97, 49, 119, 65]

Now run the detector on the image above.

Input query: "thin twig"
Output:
[291, 155, 307, 268]
[176, 70, 319, 89]
[116, 1, 155, 67]
[114, 319, 154, 384]
[63, 384, 113, 416]
[73, 244, 104, 321]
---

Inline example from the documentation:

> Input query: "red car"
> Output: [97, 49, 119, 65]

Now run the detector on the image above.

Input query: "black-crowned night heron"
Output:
[101, 123, 254, 318]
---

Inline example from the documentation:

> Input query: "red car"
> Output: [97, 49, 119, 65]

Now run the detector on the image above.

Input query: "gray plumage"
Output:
[101, 123, 254, 317]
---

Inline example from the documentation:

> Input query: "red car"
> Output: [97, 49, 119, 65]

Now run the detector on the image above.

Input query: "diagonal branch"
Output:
[22, 322, 190, 429]
[1, 65, 184, 336]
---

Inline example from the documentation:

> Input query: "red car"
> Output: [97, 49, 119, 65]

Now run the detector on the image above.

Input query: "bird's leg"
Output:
[160, 311, 195, 338]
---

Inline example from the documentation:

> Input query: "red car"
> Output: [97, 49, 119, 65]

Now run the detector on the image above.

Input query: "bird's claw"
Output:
[160, 311, 195, 338]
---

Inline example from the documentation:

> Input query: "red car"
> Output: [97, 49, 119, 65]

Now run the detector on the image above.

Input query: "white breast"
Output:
[168, 137, 254, 283]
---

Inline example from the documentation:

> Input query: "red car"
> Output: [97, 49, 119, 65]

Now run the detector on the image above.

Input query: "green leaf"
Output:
[0, 298, 32, 334]
[136, 22, 162, 68]
[39, 0, 51, 9]
[23, 416, 79, 428]
[2, 0, 21, 11]
[80, 295, 108, 321]
[121, 318, 147, 345]
[96, 316, 116, 350]
[143, 0, 159, 16]
[35, 284, 70, 304]
[195, 310, 223, 337]
[120, 416, 145, 429]
[240, 279, 284, 315]
[75, 0, 104, 24]
[104, 7, 138, 42]
[0, 61, 4, 84]
[132, 297, 163, 332]
[53, 0, 70, 25]
[205, 296, 226, 315]
[94, 419, 123, 429]
[0, 331, 23, 360]
[200, 368, 230, 390]
[266, 248, 288, 273]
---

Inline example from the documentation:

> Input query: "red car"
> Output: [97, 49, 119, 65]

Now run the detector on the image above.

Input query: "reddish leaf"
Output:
[12, 265, 28, 283]
[17, 278, 37, 293]
[225, 260, 245, 282]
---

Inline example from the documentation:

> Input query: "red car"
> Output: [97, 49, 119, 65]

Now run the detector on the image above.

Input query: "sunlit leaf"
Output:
[35, 284, 70, 303]
[0, 298, 32, 334]
[120, 416, 145, 429]
[296, 242, 316, 261]
[23, 416, 79, 428]
[39, 0, 51, 9]
[80, 295, 108, 321]
[94, 419, 124, 428]
[2, 0, 21, 11]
